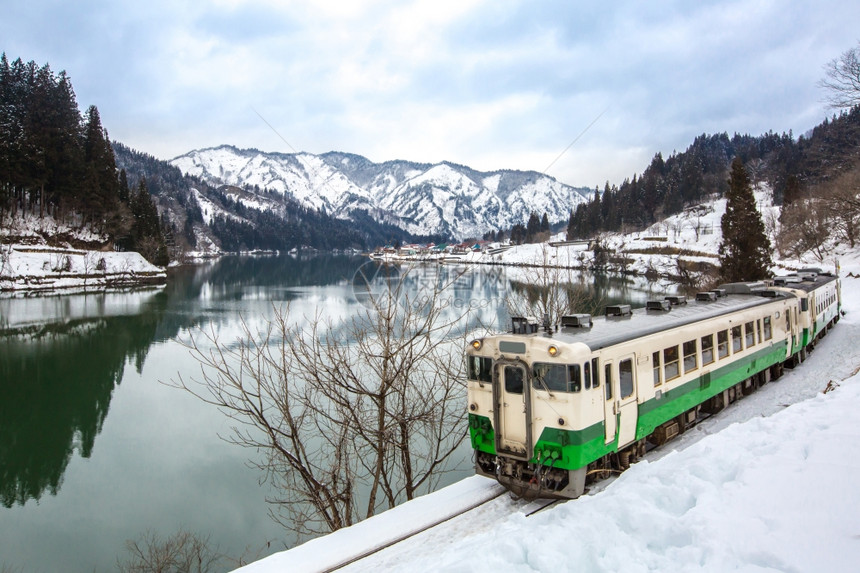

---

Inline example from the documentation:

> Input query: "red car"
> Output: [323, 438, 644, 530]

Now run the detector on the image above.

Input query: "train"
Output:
[466, 268, 841, 499]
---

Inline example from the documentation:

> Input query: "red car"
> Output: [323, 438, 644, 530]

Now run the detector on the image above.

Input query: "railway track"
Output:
[323, 486, 567, 571]
[322, 486, 506, 572]
[325, 390, 771, 571]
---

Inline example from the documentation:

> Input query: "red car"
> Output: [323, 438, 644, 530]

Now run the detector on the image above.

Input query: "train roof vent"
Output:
[759, 290, 780, 298]
[646, 300, 671, 312]
[710, 288, 727, 298]
[773, 276, 801, 285]
[511, 316, 539, 334]
[719, 281, 767, 294]
[696, 291, 718, 302]
[605, 304, 632, 317]
[665, 295, 687, 305]
[799, 267, 823, 275]
[561, 314, 593, 328]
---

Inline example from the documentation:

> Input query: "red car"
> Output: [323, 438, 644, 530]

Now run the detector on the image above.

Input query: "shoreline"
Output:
[0, 243, 167, 295]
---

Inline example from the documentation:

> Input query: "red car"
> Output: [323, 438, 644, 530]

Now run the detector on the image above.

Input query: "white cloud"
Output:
[4, 0, 859, 187]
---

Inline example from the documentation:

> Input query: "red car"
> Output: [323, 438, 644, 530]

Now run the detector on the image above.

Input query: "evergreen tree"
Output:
[130, 177, 168, 266]
[118, 169, 130, 203]
[509, 223, 526, 245]
[540, 212, 550, 233]
[82, 105, 119, 226]
[525, 212, 541, 242]
[718, 158, 772, 282]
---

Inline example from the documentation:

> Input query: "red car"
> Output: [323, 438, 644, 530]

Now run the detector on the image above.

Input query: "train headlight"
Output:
[470, 339, 483, 351]
[469, 403, 478, 412]
[548, 345, 559, 357]
[558, 417, 565, 426]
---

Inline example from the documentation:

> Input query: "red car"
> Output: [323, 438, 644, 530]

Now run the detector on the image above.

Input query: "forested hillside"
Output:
[567, 106, 860, 242]
[3, 52, 858, 263]
[112, 143, 441, 255]
[0, 54, 439, 261]
[0, 55, 167, 263]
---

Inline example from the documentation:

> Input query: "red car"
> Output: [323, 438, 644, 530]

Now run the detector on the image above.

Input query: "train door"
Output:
[493, 361, 531, 458]
[603, 360, 616, 444]
[789, 306, 800, 353]
[603, 355, 638, 447]
[616, 355, 638, 448]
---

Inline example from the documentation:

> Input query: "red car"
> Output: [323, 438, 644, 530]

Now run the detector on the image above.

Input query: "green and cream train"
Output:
[466, 270, 841, 498]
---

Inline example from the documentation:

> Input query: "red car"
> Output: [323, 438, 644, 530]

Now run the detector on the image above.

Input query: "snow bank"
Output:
[233, 477, 504, 572]
[491, 187, 843, 280]
[236, 261, 860, 572]
[385, 374, 860, 572]
[0, 245, 166, 293]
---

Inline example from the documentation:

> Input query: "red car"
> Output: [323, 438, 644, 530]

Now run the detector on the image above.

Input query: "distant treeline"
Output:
[567, 106, 860, 239]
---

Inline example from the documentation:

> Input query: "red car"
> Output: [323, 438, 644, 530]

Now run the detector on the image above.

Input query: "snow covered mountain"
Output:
[170, 145, 592, 239]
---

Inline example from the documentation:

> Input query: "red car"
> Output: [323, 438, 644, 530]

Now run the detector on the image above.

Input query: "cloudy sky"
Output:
[3, 0, 858, 188]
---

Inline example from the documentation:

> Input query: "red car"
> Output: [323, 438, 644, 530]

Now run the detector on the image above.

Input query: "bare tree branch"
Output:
[168, 264, 472, 541]
[819, 41, 860, 110]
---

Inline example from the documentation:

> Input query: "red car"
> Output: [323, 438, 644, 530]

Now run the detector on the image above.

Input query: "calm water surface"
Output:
[0, 255, 669, 572]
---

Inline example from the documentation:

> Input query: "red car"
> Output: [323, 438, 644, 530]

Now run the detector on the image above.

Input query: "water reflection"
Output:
[0, 254, 370, 509]
[0, 289, 168, 507]
[0, 253, 675, 570]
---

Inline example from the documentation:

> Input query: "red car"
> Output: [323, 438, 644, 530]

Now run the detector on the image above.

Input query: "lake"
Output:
[0, 254, 671, 572]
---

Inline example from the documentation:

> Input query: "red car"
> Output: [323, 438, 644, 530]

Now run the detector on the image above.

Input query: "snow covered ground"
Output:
[237, 253, 860, 572]
[0, 212, 166, 293]
[0, 244, 166, 293]
[493, 188, 837, 279]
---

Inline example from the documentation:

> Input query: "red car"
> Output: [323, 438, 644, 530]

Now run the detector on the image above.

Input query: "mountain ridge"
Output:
[170, 145, 592, 239]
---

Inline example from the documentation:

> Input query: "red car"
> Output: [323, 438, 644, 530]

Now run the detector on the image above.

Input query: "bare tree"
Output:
[763, 207, 781, 252]
[117, 529, 224, 573]
[778, 199, 831, 262]
[819, 40, 860, 109]
[822, 165, 860, 248]
[172, 264, 471, 540]
[505, 245, 602, 326]
[673, 258, 719, 293]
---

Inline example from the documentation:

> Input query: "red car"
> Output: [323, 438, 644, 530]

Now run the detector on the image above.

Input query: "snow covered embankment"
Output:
[239, 271, 860, 573]
[0, 245, 166, 293]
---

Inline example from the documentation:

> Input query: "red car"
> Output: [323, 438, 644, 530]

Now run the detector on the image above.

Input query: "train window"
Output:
[653, 351, 662, 386]
[467, 356, 492, 382]
[731, 326, 743, 353]
[701, 334, 715, 365]
[757, 320, 762, 344]
[763, 316, 772, 340]
[619, 359, 634, 399]
[605, 364, 613, 401]
[592, 358, 600, 388]
[532, 363, 571, 393]
[570, 364, 582, 393]
[664, 346, 680, 381]
[744, 322, 755, 348]
[583, 361, 592, 390]
[572, 364, 583, 392]
[504, 365, 524, 394]
[683, 340, 698, 372]
[717, 330, 729, 359]
[801, 298, 808, 312]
